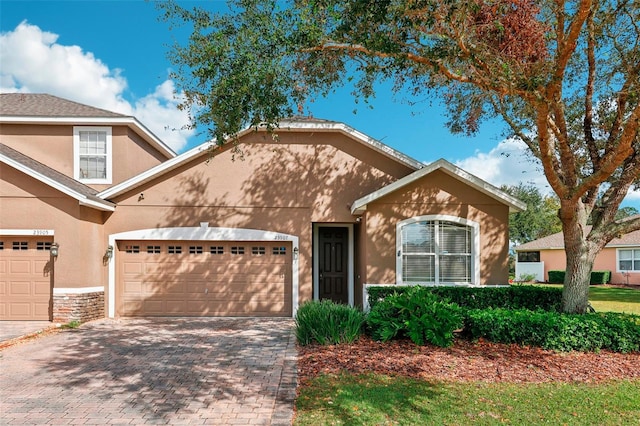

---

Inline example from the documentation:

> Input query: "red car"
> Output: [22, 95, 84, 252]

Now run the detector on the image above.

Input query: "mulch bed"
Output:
[298, 336, 640, 385]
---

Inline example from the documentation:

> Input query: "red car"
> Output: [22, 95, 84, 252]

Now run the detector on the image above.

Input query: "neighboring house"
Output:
[1, 93, 525, 322]
[515, 221, 640, 285]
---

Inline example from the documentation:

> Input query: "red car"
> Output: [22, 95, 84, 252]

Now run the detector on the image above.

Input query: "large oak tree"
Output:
[160, 0, 640, 313]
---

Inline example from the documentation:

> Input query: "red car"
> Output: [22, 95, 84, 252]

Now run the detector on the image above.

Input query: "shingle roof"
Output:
[0, 143, 115, 211]
[516, 218, 640, 250]
[0, 93, 127, 118]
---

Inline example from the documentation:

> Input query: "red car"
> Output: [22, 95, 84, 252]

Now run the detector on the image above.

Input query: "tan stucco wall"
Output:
[1, 165, 107, 289]
[540, 248, 640, 285]
[0, 123, 167, 190]
[104, 130, 415, 305]
[363, 170, 511, 285]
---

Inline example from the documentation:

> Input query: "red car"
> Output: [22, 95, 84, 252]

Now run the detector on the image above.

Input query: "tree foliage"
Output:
[160, 0, 640, 313]
[502, 184, 562, 245]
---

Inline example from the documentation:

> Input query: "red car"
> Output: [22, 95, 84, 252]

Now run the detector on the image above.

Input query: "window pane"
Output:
[620, 260, 633, 271]
[440, 223, 470, 254]
[619, 250, 632, 260]
[402, 254, 435, 282]
[439, 255, 471, 282]
[79, 155, 106, 179]
[79, 131, 106, 154]
[402, 222, 434, 253]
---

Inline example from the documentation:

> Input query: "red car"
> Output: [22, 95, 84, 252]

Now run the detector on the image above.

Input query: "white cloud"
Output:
[0, 21, 193, 152]
[455, 138, 640, 209]
[455, 137, 550, 192]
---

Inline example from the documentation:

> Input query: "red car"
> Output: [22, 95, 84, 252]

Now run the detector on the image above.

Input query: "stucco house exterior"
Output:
[514, 222, 640, 285]
[1, 93, 525, 322]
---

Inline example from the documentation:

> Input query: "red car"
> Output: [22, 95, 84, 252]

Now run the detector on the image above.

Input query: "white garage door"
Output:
[0, 236, 53, 320]
[116, 240, 292, 317]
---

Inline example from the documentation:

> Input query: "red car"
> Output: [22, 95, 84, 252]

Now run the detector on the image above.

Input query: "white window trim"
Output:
[396, 215, 480, 285]
[73, 126, 112, 184]
[616, 247, 640, 273]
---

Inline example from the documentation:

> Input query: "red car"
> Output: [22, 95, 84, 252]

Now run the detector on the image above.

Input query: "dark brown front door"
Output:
[318, 227, 349, 304]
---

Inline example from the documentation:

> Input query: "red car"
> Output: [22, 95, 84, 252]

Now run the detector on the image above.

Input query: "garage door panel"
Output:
[34, 280, 51, 295]
[123, 281, 143, 294]
[10, 260, 31, 274]
[117, 239, 292, 317]
[33, 303, 50, 317]
[123, 262, 143, 274]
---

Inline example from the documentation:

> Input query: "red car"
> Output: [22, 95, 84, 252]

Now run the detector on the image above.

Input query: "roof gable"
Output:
[0, 143, 115, 211]
[350, 158, 527, 214]
[98, 120, 424, 200]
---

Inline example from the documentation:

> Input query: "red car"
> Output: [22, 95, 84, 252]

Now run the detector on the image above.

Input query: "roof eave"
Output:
[0, 154, 116, 212]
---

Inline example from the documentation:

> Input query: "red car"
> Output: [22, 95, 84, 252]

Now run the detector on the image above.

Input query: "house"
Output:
[1, 93, 525, 322]
[514, 222, 640, 285]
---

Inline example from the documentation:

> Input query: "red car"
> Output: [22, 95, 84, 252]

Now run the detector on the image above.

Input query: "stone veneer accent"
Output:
[53, 290, 104, 324]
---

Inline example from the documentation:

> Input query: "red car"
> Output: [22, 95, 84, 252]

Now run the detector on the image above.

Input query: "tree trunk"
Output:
[561, 245, 596, 313]
[559, 201, 600, 313]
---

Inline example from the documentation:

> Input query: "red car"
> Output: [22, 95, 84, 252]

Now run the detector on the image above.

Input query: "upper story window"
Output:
[73, 126, 112, 184]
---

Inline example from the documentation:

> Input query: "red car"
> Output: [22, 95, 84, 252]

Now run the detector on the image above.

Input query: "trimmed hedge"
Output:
[548, 270, 612, 285]
[367, 285, 563, 312]
[465, 308, 640, 352]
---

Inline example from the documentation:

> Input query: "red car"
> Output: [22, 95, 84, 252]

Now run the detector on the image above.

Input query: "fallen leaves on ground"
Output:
[297, 337, 640, 385]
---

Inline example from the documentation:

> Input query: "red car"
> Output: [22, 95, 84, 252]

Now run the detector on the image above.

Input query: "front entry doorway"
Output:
[317, 226, 350, 304]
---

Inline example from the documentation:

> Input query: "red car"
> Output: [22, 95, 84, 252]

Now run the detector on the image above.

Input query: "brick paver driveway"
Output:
[0, 318, 296, 425]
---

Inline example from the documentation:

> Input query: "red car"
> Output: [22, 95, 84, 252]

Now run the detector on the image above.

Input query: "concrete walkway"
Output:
[0, 321, 56, 343]
[0, 318, 297, 425]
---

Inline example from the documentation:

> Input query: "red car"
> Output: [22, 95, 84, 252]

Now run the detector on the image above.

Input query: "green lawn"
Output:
[535, 284, 640, 314]
[588, 286, 640, 315]
[295, 374, 640, 425]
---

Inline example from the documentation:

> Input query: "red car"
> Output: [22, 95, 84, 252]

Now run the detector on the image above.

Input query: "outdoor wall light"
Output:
[293, 247, 299, 260]
[105, 245, 114, 259]
[50, 242, 59, 258]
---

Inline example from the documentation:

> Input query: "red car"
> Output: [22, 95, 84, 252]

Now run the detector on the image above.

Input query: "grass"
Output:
[295, 374, 640, 425]
[533, 284, 640, 314]
[588, 286, 640, 315]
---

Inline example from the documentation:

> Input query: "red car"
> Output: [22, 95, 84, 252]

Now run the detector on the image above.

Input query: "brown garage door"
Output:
[0, 236, 53, 320]
[116, 240, 292, 317]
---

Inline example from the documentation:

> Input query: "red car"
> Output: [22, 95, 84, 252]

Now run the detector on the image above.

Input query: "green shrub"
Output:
[367, 286, 463, 347]
[590, 271, 611, 285]
[548, 270, 565, 283]
[548, 270, 612, 285]
[465, 308, 640, 352]
[295, 300, 366, 346]
[367, 285, 562, 312]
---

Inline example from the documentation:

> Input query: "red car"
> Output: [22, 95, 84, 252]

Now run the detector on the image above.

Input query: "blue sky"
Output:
[1, 0, 638, 208]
